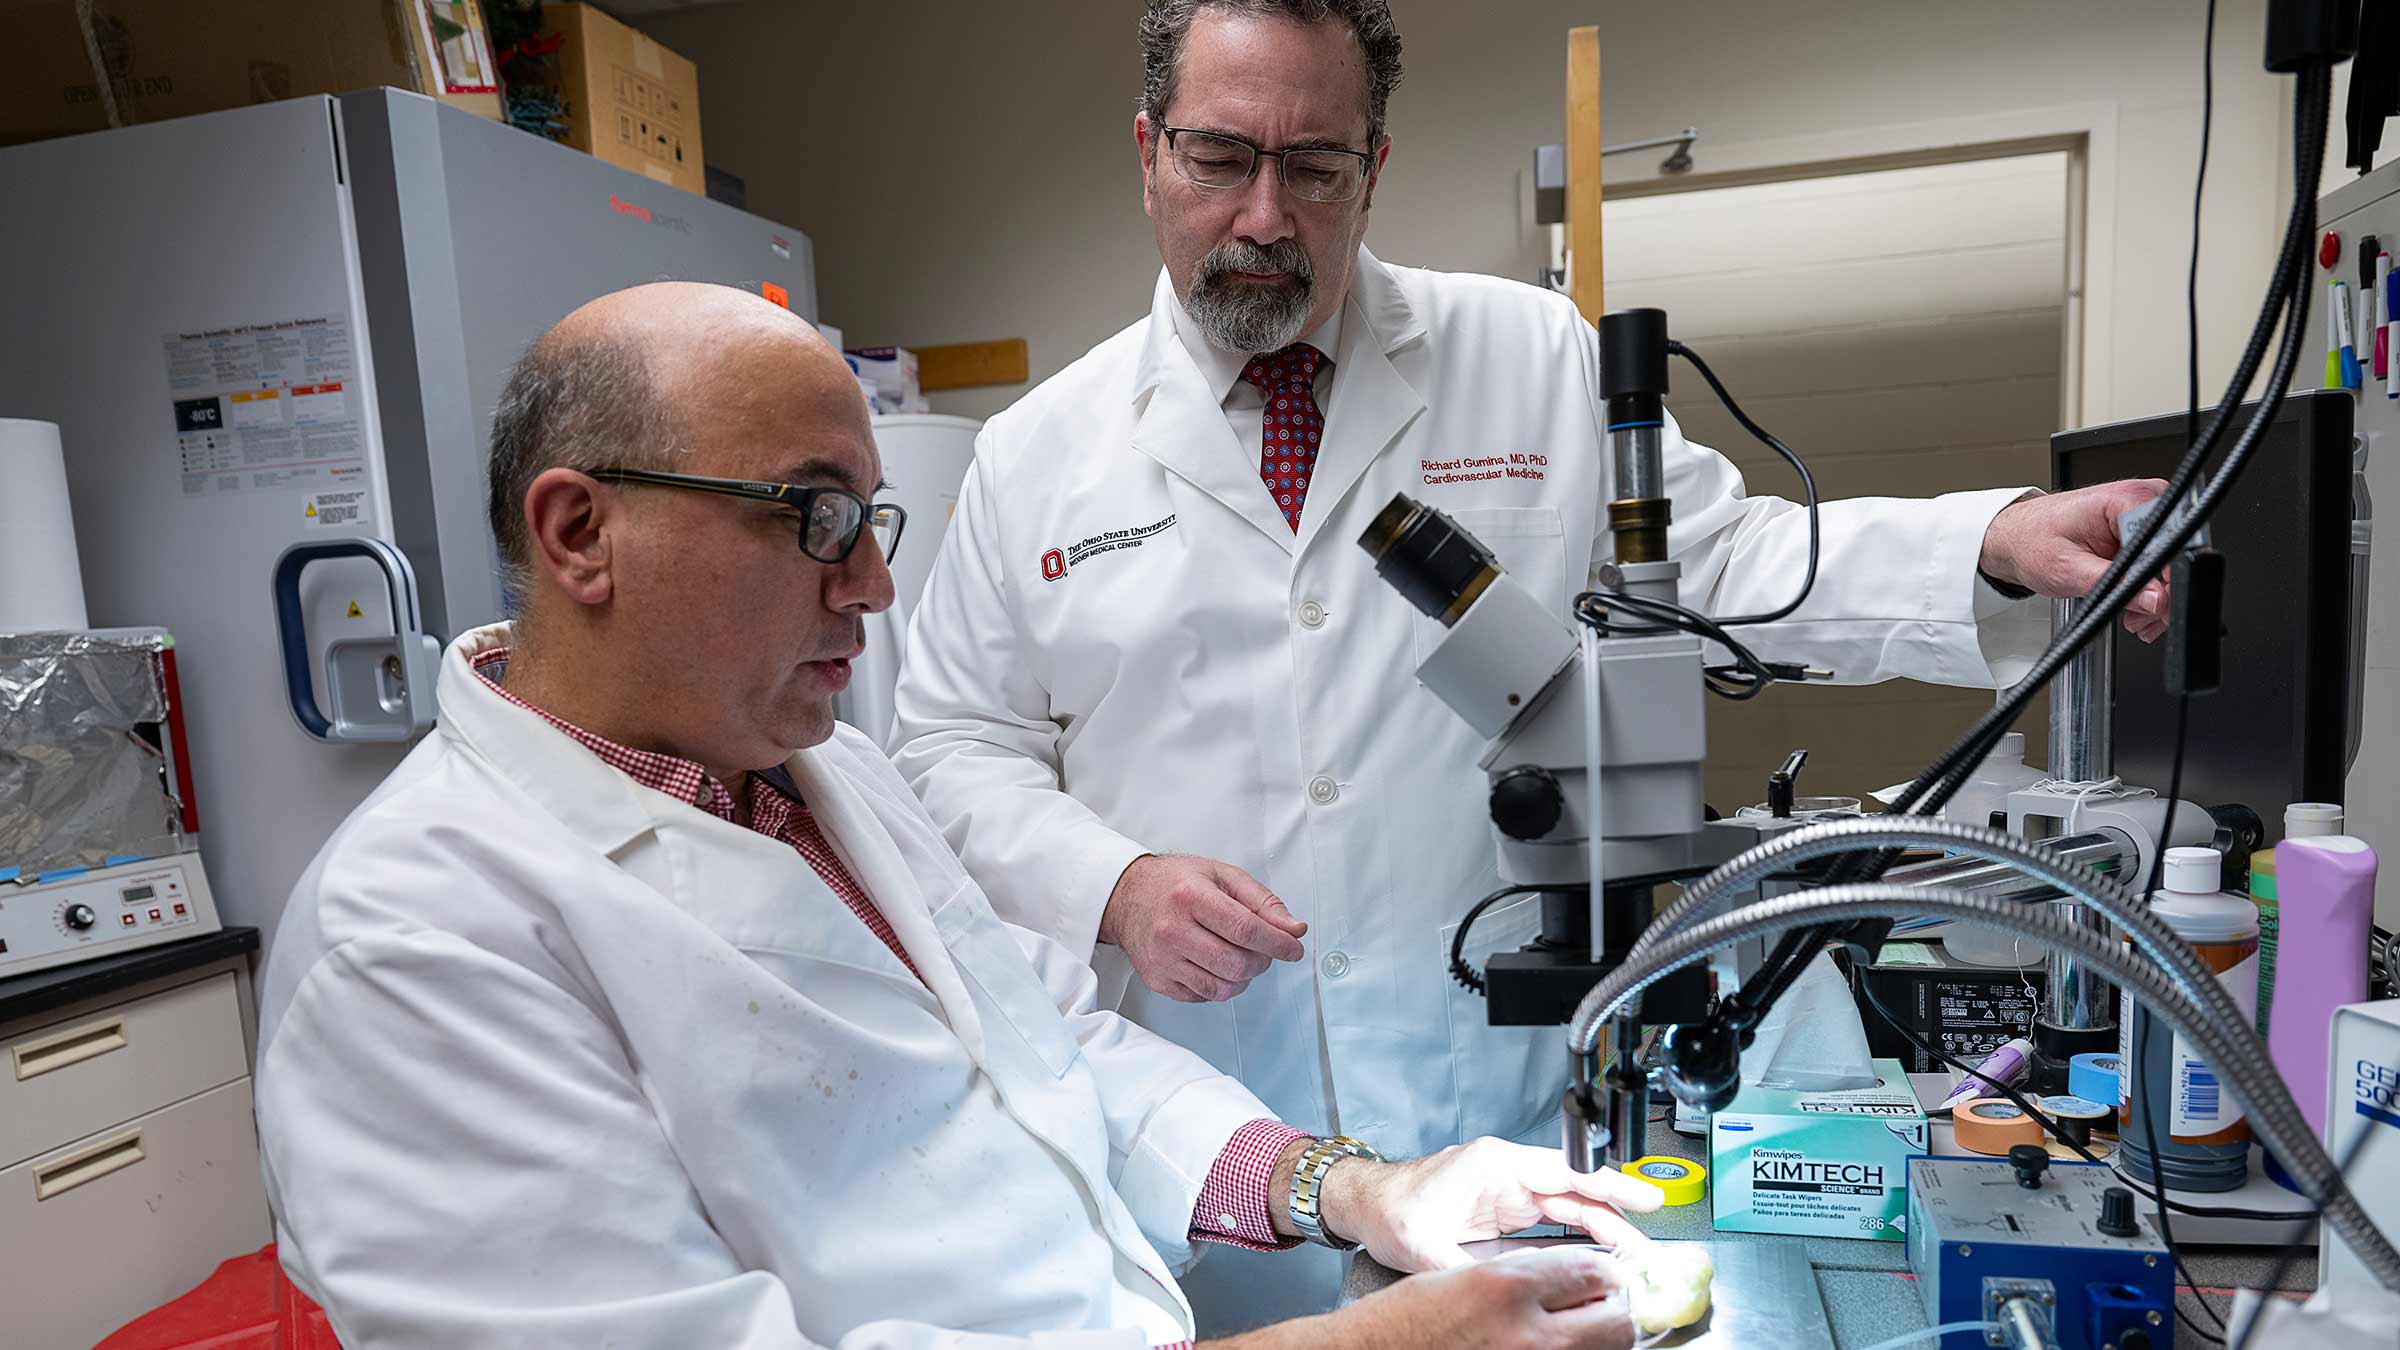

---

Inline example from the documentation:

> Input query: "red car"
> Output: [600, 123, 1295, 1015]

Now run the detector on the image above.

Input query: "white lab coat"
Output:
[254, 622, 1280, 1350]
[888, 249, 2046, 1324]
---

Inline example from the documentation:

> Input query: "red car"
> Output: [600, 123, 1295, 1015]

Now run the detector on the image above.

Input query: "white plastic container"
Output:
[2119, 846, 2260, 1192]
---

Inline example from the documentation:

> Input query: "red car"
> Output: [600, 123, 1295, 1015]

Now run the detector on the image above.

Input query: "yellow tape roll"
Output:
[1619, 1155, 1708, 1206]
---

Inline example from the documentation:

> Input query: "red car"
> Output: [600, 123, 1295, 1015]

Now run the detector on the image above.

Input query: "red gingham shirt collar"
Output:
[471, 647, 739, 818]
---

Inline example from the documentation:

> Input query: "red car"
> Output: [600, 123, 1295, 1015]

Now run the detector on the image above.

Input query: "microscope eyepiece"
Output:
[1357, 493, 1502, 627]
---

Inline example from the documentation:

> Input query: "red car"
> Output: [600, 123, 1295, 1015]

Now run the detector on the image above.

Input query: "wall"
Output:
[637, 0, 2291, 427]
[1605, 154, 2067, 808]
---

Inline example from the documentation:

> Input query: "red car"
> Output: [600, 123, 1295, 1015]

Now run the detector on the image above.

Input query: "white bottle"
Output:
[2119, 846, 2260, 1192]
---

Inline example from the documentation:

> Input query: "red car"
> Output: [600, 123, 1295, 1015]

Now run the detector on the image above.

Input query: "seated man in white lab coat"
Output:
[252, 281, 1667, 1350]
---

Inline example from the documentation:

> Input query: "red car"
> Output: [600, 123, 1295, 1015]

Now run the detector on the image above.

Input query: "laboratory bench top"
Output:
[1343, 1115, 2316, 1346]
[0, 926, 259, 1025]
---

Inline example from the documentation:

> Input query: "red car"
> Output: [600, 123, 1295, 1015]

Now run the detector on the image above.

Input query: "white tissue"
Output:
[1740, 949, 1880, 1092]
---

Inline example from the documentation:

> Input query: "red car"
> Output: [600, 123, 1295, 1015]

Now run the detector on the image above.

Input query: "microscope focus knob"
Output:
[1490, 766, 1566, 841]
[2008, 1144, 2051, 1189]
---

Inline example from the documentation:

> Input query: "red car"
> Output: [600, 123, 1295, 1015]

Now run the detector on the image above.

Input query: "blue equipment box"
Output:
[1907, 1156, 2175, 1349]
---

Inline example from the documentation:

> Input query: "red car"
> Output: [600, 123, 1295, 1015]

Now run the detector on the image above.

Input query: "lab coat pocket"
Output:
[1409, 506, 1569, 667]
[1437, 891, 1558, 1145]
[934, 884, 1083, 1079]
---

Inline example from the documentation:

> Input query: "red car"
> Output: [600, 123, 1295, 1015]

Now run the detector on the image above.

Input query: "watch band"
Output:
[1287, 1135, 1381, 1250]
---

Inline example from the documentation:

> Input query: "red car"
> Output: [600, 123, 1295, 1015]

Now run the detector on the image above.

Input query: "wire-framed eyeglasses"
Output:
[586, 467, 906, 565]
[1161, 126, 1374, 203]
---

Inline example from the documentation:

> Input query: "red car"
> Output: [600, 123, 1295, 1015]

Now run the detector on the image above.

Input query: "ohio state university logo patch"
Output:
[1039, 513, 1176, 581]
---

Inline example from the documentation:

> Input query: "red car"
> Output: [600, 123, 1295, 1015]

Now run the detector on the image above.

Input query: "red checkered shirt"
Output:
[471, 648, 1309, 1311]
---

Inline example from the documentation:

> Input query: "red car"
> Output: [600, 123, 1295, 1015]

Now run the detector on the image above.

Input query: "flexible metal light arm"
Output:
[1656, 818, 2125, 936]
[1632, 818, 2256, 1091]
[1567, 883, 2400, 1290]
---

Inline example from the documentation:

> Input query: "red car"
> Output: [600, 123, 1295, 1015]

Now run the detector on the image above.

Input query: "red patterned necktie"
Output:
[1241, 343, 1328, 531]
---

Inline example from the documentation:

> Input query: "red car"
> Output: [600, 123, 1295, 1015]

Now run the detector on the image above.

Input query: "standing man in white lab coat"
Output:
[252, 281, 1671, 1350]
[889, 0, 2167, 1330]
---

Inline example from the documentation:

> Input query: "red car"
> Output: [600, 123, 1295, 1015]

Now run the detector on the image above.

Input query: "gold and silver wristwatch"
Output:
[1286, 1135, 1382, 1250]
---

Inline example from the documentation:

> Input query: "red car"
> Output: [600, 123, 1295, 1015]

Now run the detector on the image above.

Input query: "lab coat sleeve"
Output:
[1575, 324, 2048, 688]
[890, 444, 1152, 961]
[1008, 912, 1285, 1271]
[255, 930, 1147, 1350]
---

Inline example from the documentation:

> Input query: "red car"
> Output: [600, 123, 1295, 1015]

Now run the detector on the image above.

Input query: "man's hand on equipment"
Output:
[1316, 1137, 1665, 1273]
[1098, 854, 1308, 1002]
[1978, 478, 2172, 643]
[1245, 1246, 1635, 1350]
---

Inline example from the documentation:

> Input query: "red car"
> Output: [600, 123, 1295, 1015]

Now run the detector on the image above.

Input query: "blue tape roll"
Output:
[2068, 1052, 2122, 1109]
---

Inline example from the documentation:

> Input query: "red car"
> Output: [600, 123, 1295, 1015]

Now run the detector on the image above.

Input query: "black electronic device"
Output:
[2051, 388, 2360, 835]
[1850, 941, 2067, 1073]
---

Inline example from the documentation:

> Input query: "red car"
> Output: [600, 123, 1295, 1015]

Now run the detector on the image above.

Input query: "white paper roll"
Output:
[0, 418, 89, 632]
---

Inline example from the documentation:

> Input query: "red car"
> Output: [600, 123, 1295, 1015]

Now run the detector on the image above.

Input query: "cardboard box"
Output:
[1709, 1058, 1929, 1242]
[540, 2, 703, 196]
[845, 347, 927, 415]
[0, 0, 501, 146]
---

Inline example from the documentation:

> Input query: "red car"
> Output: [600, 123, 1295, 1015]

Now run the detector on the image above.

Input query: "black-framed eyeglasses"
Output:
[1161, 126, 1374, 203]
[587, 467, 907, 566]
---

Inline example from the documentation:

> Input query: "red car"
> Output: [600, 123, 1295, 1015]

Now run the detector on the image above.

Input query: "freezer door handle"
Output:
[273, 538, 442, 742]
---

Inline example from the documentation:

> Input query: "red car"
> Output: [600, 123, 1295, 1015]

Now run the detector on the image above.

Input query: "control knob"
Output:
[1490, 765, 1567, 841]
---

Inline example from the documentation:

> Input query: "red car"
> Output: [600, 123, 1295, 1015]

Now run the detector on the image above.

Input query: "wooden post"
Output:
[1565, 25, 1604, 324]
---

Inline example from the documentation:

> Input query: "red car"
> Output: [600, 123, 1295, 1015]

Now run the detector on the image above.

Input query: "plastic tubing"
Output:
[1854, 1323, 2001, 1350]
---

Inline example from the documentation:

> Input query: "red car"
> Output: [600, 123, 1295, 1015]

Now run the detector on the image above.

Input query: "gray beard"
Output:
[1185, 240, 1315, 354]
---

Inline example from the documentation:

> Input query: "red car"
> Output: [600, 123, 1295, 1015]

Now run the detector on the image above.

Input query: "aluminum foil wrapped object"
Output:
[0, 630, 189, 878]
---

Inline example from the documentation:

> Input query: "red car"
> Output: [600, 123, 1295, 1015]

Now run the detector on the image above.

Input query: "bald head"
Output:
[487, 282, 861, 610]
[484, 280, 895, 776]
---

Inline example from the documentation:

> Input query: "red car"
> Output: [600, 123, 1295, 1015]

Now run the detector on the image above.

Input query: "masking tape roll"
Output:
[1619, 1156, 1707, 1206]
[2068, 1052, 2123, 1110]
[1954, 1097, 2045, 1156]
[2039, 1094, 2112, 1149]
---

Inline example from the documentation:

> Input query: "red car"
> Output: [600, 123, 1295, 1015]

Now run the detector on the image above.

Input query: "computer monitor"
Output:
[2051, 388, 2358, 832]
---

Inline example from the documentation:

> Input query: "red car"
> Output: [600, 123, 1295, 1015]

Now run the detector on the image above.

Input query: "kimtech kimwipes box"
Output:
[1710, 1057, 1929, 1241]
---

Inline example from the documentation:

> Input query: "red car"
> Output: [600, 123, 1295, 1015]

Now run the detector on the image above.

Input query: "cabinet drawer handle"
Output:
[34, 1130, 145, 1201]
[12, 1016, 129, 1080]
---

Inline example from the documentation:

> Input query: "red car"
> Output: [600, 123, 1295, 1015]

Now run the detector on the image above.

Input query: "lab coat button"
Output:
[1320, 951, 1351, 979]
[1307, 776, 1338, 805]
[1297, 600, 1326, 629]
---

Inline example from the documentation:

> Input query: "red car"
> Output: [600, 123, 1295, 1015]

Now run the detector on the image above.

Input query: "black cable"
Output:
[1746, 67, 2334, 1023]
[2230, 1119, 2384, 1350]
[1573, 588, 1812, 701]
[2190, 0, 2217, 454]
[1449, 883, 1544, 994]
[1572, 336, 1826, 704]
[2182, 1304, 2231, 1346]
[1665, 340, 1822, 626]
[1863, 61, 2331, 838]
[2132, 693, 2229, 1336]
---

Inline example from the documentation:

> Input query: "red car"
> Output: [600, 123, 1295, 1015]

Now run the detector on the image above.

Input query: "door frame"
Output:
[1599, 102, 2115, 433]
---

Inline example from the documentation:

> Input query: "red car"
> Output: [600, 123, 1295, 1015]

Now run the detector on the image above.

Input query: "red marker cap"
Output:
[2322, 231, 2343, 269]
